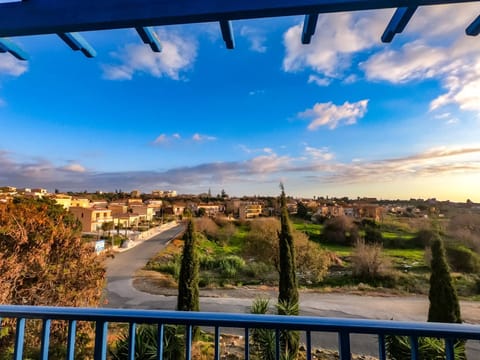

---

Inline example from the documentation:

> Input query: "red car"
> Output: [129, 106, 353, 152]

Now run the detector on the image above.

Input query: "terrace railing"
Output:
[1, 305, 479, 360]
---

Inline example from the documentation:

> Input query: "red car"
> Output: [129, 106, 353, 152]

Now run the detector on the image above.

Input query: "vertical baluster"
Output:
[94, 320, 108, 360]
[378, 334, 386, 360]
[409, 336, 419, 360]
[244, 327, 249, 360]
[275, 329, 280, 360]
[214, 326, 220, 360]
[40, 319, 51, 360]
[338, 331, 351, 360]
[185, 325, 192, 360]
[157, 324, 164, 360]
[445, 338, 455, 360]
[306, 330, 312, 360]
[128, 323, 136, 360]
[66, 320, 77, 360]
[13, 318, 26, 360]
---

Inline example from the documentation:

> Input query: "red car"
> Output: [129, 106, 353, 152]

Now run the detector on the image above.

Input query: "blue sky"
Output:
[1, 4, 479, 201]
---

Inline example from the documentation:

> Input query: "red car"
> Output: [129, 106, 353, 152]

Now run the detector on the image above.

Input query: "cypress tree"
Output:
[387, 236, 464, 360]
[177, 219, 200, 312]
[278, 184, 299, 308]
[277, 184, 299, 357]
[428, 236, 461, 323]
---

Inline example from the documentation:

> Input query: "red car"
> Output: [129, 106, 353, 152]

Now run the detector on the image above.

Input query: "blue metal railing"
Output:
[1, 305, 479, 360]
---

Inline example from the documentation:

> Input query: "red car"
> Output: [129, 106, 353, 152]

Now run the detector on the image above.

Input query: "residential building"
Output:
[127, 198, 143, 205]
[196, 203, 223, 217]
[69, 207, 113, 232]
[354, 204, 384, 221]
[129, 204, 155, 221]
[239, 202, 262, 220]
[151, 190, 177, 198]
[71, 198, 91, 208]
[53, 194, 72, 209]
[109, 203, 128, 216]
[130, 189, 141, 197]
[113, 213, 140, 228]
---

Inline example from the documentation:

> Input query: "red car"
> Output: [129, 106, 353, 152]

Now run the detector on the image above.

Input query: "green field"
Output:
[145, 217, 479, 298]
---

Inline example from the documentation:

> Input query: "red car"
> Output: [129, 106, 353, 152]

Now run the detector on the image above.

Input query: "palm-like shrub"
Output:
[110, 324, 184, 360]
[250, 298, 276, 360]
[385, 335, 466, 360]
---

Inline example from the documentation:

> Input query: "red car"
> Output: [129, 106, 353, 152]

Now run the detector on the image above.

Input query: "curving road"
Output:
[105, 226, 480, 356]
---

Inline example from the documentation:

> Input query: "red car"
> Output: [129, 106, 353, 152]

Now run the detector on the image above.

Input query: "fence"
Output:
[1, 305, 480, 360]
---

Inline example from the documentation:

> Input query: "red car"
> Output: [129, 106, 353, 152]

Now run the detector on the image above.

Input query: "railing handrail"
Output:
[1, 305, 479, 340]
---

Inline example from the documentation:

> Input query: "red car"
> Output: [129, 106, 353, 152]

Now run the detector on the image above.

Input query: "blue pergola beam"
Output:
[302, 13, 319, 44]
[466, 15, 480, 35]
[136, 26, 162, 52]
[219, 20, 235, 49]
[58, 32, 96, 58]
[0, 38, 28, 60]
[381, 6, 417, 43]
[0, 0, 477, 38]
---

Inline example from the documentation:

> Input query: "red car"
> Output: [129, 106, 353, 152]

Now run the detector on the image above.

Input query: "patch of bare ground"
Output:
[134, 268, 278, 298]
[133, 268, 407, 299]
[133, 269, 178, 295]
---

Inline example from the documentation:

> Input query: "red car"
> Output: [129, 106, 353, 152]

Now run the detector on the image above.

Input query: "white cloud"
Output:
[304, 146, 334, 160]
[248, 153, 292, 174]
[240, 26, 267, 53]
[192, 133, 217, 142]
[343, 74, 358, 84]
[153, 134, 168, 144]
[153, 133, 183, 145]
[0, 53, 28, 76]
[298, 99, 369, 130]
[248, 89, 265, 96]
[308, 75, 330, 87]
[360, 4, 480, 112]
[61, 163, 86, 173]
[321, 145, 480, 184]
[434, 112, 459, 125]
[282, 4, 480, 114]
[362, 40, 447, 83]
[102, 30, 197, 81]
[282, 10, 390, 77]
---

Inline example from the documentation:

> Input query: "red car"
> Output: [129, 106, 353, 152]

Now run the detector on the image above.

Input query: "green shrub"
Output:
[386, 335, 466, 360]
[147, 255, 181, 280]
[364, 226, 383, 244]
[200, 255, 245, 278]
[110, 324, 184, 360]
[413, 229, 436, 248]
[218, 255, 245, 278]
[243, 262, 275, 280]
[445, 244, 480, 273]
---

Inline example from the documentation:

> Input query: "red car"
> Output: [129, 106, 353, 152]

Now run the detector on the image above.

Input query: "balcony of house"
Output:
[1, 305, 480, 360]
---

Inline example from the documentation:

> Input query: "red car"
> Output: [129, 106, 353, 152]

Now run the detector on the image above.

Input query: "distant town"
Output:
[1, 185, 478, 234]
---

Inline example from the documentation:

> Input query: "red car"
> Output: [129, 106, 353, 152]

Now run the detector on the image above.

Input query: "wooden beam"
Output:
[0, 0, 478, 37]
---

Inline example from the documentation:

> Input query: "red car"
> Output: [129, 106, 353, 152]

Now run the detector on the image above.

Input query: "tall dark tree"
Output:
[428, 236, 462, 323]
[177, 219, 200, 313]
[387, 235, 465, 360]
[277, 184, 299, 357]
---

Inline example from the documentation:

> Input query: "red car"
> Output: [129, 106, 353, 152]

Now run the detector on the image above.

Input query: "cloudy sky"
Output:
[1, 3, 479, 201]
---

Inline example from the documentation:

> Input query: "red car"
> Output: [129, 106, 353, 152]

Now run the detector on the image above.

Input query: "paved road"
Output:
[106, 224, 185, 309]
[105, 227, 480, 356]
